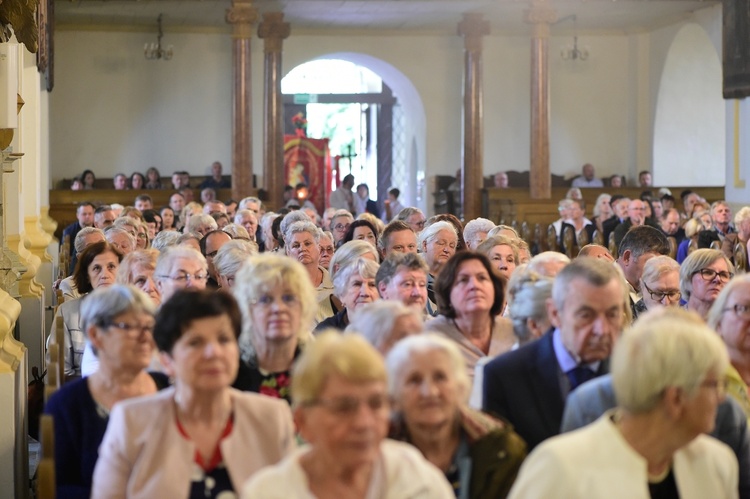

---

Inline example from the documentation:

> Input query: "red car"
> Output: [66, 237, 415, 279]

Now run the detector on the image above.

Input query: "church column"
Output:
[258, 12, 290, 212]
[525, 0, 557, 200]
[226, 0, 258, 202]
[458, 13, 489, 222]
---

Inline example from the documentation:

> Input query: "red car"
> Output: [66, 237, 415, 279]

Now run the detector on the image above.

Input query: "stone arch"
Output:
[282, 53, 427, 211]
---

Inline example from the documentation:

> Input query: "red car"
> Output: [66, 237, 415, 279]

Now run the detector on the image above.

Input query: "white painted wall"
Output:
[50, 6, 725, 191]
[653, 23, 724, 186]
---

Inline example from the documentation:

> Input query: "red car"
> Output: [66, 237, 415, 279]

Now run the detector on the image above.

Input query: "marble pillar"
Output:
[258, 12, 290, 212]
[525, 1, 557, 200]
[458, 13, 489, 222]
[226, 0, 258, 202]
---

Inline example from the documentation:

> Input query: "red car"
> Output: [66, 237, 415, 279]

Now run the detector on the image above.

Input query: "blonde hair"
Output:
[232, 253, 316, 360]
[291, 331, 386, 408]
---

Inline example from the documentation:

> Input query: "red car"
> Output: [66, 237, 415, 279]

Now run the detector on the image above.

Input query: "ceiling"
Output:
[55, 0, 720, 34]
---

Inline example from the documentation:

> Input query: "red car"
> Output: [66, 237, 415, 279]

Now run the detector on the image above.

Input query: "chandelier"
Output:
[559, 14, 588, 61]
[144, 14, 173, 61]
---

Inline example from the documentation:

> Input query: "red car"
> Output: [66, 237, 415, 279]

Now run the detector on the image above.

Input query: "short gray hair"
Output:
[80, 284, 156, 336]
[151, 231, 181, 252]
[284, 220, 319, 248]
[74, 227, 105, 255]
[375, 252, 428, 289]
[463, 218, 495, 248]
[385, 334, 470, 402]
[679, 249, 734, 301]
[154, 246, 207, 284]
[333, 258, 380, 297]
[104, 227, 136, 253]
[279, 211, 312, 243]
[640, 255, 680, 286]
[612, 308, 728, 413]
[187, 214, 218, 234]
[707, 274, 750, 330]
[417, 220, 456, 249]
[346, 301, 423, 353]
[213, 240, 257, 279]
[507, 266, 554, 343]
[222, 223, 251, 240]
[329, 240, 379, 280]
[527, 251, 570, 277]
[238, 196, 261, 211]
[552, 257, 623, 311]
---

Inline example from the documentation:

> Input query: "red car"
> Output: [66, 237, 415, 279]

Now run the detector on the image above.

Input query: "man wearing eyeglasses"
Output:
[154, 246, 209, 302]
[615, 225, 670, 322]
[330, 209, 354, 246]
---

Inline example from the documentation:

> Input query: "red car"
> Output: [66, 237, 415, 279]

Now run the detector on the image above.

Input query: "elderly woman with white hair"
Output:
[526, 251, 570, 277]
[387, 335, 527, 498]
[154, 245, 208, 303]
[633, 255, 681, 315]
[345, 300, 424, 355]
[463, 217, 495, 250]
[680, 248, 735, 319]
[314, 239, 379, 324]
[420, 220, 458, 304]
[105, 226, 136, 256]
[242, 332, 454, 498]
[592, 193, 613, 236]
[285, 220, 333, 301]
[232, 253, 316, 402]
[213, 239, 257, 289]
[510, 308, 738, 498]
[315, 258, 380, 332]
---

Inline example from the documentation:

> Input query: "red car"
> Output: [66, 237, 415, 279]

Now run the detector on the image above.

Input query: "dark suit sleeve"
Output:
[482, 358, 510, 419]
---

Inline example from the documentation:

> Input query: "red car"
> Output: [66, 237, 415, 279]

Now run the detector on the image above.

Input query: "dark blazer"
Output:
[482, 332, 608, 450]
[62, 221, 82, 274]
[601, 216, 621, 245]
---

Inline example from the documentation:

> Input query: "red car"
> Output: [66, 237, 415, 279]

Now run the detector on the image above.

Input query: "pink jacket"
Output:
[92, 387, 296, 498]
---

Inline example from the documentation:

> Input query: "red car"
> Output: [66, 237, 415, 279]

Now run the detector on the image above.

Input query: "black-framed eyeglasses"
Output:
[723, 304, 750, 319]
[333, 223, 351, 232]
[695, 268, 733, 283]
[642, 282, 681, 302]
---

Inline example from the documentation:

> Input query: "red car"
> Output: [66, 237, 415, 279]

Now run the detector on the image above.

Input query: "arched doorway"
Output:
[281, 54, 426, 212]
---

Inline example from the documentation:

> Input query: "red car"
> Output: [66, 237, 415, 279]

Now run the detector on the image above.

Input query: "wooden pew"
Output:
[37, 415, 55, 499]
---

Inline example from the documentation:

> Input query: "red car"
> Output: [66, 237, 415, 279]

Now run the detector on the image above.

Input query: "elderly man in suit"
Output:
[482, 257, 627, 449]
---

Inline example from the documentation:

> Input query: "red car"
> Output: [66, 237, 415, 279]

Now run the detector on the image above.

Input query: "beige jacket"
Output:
[92, 387, 296, 498]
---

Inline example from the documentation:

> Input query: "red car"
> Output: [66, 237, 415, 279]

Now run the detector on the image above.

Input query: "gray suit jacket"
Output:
[562, 374, 750, 499]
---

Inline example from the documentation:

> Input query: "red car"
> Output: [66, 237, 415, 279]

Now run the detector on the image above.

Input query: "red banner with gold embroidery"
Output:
[284, 136, 331, 215]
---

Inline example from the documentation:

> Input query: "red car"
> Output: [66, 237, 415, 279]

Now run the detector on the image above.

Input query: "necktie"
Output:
[567, 366, 595, 391]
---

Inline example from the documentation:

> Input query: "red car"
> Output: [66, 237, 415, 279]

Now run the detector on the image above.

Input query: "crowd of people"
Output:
[44, 172, 750, 498]
[69, 162, 231, 192]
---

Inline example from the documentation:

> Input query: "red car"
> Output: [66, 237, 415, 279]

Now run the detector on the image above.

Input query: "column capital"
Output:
[226, 0, 258, 39]
[524, 1, 558, 38]
[258, 12, 291, 54]
[458, 13, 490, 52]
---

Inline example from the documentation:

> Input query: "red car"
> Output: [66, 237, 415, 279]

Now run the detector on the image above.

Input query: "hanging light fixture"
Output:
[144, 14, 173, 61]
[560, 15, 589, 61]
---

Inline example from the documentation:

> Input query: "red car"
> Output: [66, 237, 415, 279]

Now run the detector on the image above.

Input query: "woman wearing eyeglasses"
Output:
[634, 255, 682, 314]
[242, 332, 454, 498]
[93, 289, 296, 498]
[45, 285, 168, 499]
[708, 275, 750, 420]
[680, 249, 735, 319]
[154, 246, 209, 303]
[231, 253, 316, 403]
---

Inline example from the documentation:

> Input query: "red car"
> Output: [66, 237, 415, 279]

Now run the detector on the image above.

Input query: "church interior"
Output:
[0, 0, 748, 496]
